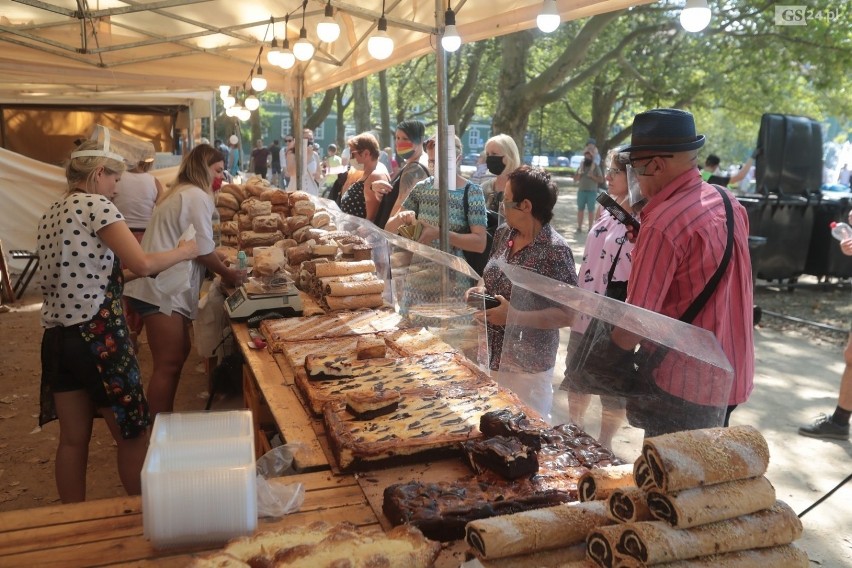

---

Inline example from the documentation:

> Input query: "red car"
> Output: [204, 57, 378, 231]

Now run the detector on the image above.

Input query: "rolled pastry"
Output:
[606, 487, 652, 523]
[318, 273, 377, 288]
[315, 260, 377, 278]
[647, 476, 776, 529]
[467, 544, 588, 567]
[325, 294, 385, 311]
[578, 464, 636, 502]
[649, 544, 808, 568]
[465, 500, 611, 560]
[633, 454, 656, 491]
[586, 524, 630, 568]
[325, 279, 385, 297]
[615, 500, 802, 565]
[642, 425, 769, 493]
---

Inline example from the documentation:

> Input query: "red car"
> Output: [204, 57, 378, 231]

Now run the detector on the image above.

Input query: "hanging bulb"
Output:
[225, 105, 237, 117]
[368, 17, 394, 60]
[245, 91, 260, 111]
[251, 66, 267, 92]
[680, 0, 711, 32]
[441, 8, 461, 52]
[317, 2, 341, 43]
[536, 0, 560, 33]
[237, 107, 251, 121]
[293, 27, 315, 61]
[267, 38, 282, 66]
[223, 93, 236, 108]
[278, 37, 296, 69]
[219, 85, 230, 98]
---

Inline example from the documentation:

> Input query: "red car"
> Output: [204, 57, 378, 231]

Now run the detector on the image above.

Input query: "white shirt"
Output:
[124, 185, 216, 318]
[38, 193, 125, 327]
[112, 171, 158, 230]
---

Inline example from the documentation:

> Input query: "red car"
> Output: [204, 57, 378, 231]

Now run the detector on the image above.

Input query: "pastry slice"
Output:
[305, 354, 354, 381]
[356, 336, 387, 359]
[463, 435, 539, 480]
[345, 390, 401, 420]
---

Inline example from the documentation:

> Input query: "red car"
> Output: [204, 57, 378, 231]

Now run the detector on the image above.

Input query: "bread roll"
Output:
[240, 230, 283, 248]
[221, 220, 239, 236]
[274, 238, 298, 252]
[220, 183, 247, 202]
[287, 215, 310, 233]
[251, 214, 281, 233]
[292, 225, 314, 243]
[315, 260, 376, 278]
[252, 246, 286, 276]
[236, 213, 252, 231]
[325, 279, 385, 297]
[221, 234, 239, 246]
[215, 246, 238, 266]
[272, 204, 290, 216]
[245, 178, 267, 197]
[216, 192, 240, 211]
[325, 294, 384, 310]
[288, 190, 311, 205]
[287, 244, 313, 266]
[311, 211, 331, 228]
[293, 200, 316, 217]
[240, 197, 259, 214]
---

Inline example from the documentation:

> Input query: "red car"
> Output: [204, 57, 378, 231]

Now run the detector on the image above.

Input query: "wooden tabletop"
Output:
[0, 471, 378, 567]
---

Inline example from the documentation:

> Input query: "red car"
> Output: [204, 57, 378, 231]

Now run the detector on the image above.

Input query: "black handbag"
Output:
[462, 182, 498, 276]
[568, 186, 735, 400]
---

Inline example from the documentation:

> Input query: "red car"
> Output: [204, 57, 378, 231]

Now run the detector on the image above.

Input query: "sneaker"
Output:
[798, 414, 850, 440]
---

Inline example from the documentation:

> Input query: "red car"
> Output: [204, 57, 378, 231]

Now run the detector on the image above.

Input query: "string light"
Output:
[293, 0, 315, 61]
[441, 5, 461, 52]
[317, 0, 341, 43]
[680, 0, 711, 32]
[536, 0, 560, 33]
[267, 18, 282, 65]
[368, 0, 394, 60]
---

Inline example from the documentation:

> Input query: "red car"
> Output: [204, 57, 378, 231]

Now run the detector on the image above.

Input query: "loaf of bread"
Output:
[314, 260, 377, 278]
[221, 234, 239, 246]
[292, 225, 314, 243]
[311, 211, 331, 228]
[216, 192, 240, 211]
[272, 204, 290, 216]
[251, 213, 281, 233]
[289, 190, 311, 206]
[240, 197, 259, 214]
[287, 215, 310, 234]
[220, 183, 248, 202]
[216, 206, 236, 221]
[221, 220, 239, 236]
[246, 199, 273, 218]
[325, 294, 385, 311]
[260, 188, 289, 205]
[245, 178, 268, 197]
[240, 230, 283, 248]
[287, 244, 313, 266]
[215, 246, 238, 266]
[252, 246, 286, 276]
[236, 213, 252, 231]
[293, 200, 316, 217]
[274, 238, 298, 252]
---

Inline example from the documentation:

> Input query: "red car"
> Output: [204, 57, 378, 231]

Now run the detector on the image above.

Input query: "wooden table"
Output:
[0, 471, 378, 567]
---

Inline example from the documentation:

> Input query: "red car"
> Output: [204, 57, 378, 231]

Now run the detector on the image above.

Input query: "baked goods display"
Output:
[189, 521, 440, 567]
[260, 308, 403, 347]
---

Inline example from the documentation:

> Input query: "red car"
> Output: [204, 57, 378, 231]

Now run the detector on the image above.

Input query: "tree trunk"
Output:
[335, 86, 350, 147]
[304, 88, 336, 132]
[353, 78, 371, 134]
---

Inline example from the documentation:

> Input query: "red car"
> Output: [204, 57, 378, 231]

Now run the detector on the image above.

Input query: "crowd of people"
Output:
[38, 106, 852, 510]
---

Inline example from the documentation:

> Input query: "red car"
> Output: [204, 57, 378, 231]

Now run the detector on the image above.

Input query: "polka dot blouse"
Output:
[37, 193, 125, 328]
[339, 179, 368, 219]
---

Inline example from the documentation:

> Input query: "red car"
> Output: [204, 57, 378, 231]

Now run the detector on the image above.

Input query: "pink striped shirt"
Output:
[627, 169, 754, 405]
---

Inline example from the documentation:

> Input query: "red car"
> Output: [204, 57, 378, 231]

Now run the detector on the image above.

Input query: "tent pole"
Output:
[436, 0, 449, 254]
[294, 70, 305, 192]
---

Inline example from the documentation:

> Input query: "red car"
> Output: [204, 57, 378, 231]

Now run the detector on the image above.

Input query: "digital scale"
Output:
[225, 276, 303, 320]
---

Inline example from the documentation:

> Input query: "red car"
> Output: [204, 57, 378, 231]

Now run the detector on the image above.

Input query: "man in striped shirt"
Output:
[612, 109, 754, 436]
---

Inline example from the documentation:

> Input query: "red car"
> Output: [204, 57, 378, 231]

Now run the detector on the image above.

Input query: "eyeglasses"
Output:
[284, 138, 294, 143]
[617, 153, 673, 175]
[606, 167, 624, 176]
[499, 200, 520, 214]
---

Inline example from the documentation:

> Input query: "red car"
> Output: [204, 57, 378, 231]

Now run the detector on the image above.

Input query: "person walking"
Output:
[573, 150, 603, 232]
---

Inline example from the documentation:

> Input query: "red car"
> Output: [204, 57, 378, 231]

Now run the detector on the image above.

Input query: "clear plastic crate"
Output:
[150, 410, 253, 444]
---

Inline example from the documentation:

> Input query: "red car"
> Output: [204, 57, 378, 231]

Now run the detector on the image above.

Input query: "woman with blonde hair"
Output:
[338, 132, 391, 222]
[481, 133, 521, 212]
[125, 144, 243, 417]
[37, 140, 199, 502]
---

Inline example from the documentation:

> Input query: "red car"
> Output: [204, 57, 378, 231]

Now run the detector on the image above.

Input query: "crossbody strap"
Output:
[679, 185, 735, 324]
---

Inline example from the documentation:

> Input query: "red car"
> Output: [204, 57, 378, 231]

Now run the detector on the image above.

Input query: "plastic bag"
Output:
[194, 276, 227, 357]
[255, 444, 305, 518]
[155, 224, 196, 297]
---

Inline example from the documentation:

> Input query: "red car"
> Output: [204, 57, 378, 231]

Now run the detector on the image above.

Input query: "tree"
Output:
[352, 78, 371, 133]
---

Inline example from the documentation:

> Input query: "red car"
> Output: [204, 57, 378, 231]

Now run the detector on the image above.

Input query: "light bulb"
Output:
[237, 107, 251, 121]
[245, 94, 260, 111]
[251, 67, 267, 92]
[293, 28, 314, 61]
[367, 17, 394, 60]
[267, 40, 281, 66]
[317, 3, 341, 43]
[680, 0, 711, 32]
[536, 0, 560, 33]
[225, 106, 237, 117]
[218, 85, 230, 97]
[441, 9, 461, 52]
[223, 94, 236, 108]
[278, 40, 296, 69]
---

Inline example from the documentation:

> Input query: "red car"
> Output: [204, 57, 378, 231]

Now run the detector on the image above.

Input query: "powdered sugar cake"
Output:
[384, 327, 458, 357]
[260, 308, 404, 350]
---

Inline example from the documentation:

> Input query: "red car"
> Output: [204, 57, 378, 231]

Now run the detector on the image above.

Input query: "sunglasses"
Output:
[606, 167, 624, 176]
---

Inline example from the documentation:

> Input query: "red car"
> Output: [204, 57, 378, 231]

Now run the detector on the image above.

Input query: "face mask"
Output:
[350, 157, 364, 171]
[584, 158, 592, 167]
[626, 165, 645, 207]
[486, 155, 506, 176]
[396, 141, 415, 161]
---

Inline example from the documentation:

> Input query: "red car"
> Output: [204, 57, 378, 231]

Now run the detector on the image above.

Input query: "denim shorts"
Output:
[126, 297, 160, 317]
[577, 189, 598, 212]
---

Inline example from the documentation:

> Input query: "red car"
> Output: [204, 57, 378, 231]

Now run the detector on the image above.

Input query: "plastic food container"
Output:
[142, 410, 257, 548]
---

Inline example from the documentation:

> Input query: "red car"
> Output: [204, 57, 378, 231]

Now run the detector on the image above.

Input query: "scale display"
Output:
[225, 277, 303, 320]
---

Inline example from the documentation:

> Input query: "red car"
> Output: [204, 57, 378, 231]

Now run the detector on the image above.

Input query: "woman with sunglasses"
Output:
[338, 132, 391, 222]
[561, 148, 637, 448]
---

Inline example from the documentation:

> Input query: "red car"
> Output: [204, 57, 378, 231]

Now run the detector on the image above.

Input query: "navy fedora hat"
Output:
[621, 108, 705, 153]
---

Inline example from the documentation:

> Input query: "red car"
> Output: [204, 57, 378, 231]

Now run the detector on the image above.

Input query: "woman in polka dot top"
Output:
[37, 139, 199, 503]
